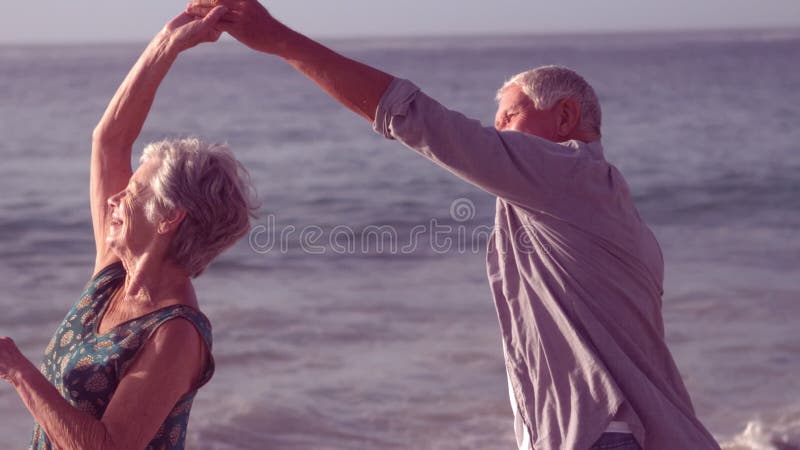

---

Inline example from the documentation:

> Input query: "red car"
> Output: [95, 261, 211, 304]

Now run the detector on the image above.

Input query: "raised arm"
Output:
[91, 8, 228, 275]
[187, 0, 393, 122]
[188, 1, 591, 213]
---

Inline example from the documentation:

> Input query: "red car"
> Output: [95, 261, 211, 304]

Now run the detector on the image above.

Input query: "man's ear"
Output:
[556, 98, 582, 138]
[157, 208, 187, 234]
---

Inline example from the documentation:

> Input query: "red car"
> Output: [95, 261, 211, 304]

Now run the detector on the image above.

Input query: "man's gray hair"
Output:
[140, 138, 258, 278]
[497, 65, 602, 136]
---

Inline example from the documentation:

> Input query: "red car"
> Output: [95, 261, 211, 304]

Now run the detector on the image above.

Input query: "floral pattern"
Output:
[30, 262, 214, 450]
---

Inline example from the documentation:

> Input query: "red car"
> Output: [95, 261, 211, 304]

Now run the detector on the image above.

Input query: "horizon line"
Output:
[1, 24, 798, 48]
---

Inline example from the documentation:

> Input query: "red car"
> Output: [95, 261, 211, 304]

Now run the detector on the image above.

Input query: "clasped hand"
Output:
[161, 5, 228, 53]
[185, 0, 287, 54]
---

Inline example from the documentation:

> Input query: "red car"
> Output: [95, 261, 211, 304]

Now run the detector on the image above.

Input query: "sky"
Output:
[2, 0, 799, 44]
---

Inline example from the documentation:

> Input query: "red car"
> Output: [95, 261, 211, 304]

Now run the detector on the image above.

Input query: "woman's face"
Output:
[106, 160, 161, 257]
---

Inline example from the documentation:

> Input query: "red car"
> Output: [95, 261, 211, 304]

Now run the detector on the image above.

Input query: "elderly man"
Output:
[188, 1, 722, 449]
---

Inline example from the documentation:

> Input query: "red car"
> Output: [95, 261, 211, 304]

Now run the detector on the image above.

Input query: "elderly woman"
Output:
[0, 6, 253, 450]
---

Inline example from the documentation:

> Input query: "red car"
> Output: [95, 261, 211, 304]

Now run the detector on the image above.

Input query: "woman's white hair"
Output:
[140, 137, 258, 278]
[497, 65, 602, 136]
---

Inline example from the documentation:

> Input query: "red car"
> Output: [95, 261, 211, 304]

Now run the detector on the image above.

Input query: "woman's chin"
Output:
[105, 235, 124, 253]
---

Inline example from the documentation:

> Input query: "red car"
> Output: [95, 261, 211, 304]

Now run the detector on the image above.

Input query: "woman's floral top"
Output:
[30, 262, 214, 450]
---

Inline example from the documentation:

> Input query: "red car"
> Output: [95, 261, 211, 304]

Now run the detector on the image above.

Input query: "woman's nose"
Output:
[107, 190, 123, 207]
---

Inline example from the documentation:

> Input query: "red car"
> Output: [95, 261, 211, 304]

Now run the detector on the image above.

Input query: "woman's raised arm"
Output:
[90, 8, 228, 275]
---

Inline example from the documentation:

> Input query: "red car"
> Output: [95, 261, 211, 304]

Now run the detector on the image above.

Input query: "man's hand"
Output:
[189, 0, 393, 121]
[164, 6, 229, 53]
[186, 0, 289, 54]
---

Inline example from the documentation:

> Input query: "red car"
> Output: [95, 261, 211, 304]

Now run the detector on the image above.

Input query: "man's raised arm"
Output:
[188, 0, 393, 121]
[192, 0, 589, 214]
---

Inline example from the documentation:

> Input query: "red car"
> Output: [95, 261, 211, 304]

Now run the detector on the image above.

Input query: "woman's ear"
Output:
[157, 208, 187, 234]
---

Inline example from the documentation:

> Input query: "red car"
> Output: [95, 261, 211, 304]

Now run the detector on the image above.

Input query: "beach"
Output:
[1, 29, 799, 449]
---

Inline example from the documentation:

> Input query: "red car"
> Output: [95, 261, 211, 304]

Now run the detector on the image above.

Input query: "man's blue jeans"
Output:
[589, 432, 643, 449]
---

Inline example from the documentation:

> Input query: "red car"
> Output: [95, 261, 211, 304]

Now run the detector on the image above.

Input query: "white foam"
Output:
[720, 417, 800, 450]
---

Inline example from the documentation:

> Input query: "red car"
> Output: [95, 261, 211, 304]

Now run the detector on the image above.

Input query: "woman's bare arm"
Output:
[1, 320, 205, 450]
[90, 8, 228, 275]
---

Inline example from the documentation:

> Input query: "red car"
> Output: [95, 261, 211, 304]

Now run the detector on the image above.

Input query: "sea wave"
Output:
[720, 418, 800, 450]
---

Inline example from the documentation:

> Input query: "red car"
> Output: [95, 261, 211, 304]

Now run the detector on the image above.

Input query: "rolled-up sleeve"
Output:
[372, 78, 592, 213]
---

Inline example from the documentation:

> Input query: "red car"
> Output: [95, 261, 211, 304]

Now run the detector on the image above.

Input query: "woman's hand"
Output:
[163, 6, 229, 54]
[0, 337, 32, 386]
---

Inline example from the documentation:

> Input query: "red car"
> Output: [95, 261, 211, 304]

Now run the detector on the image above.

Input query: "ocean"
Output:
[0, 29, 799, 449]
